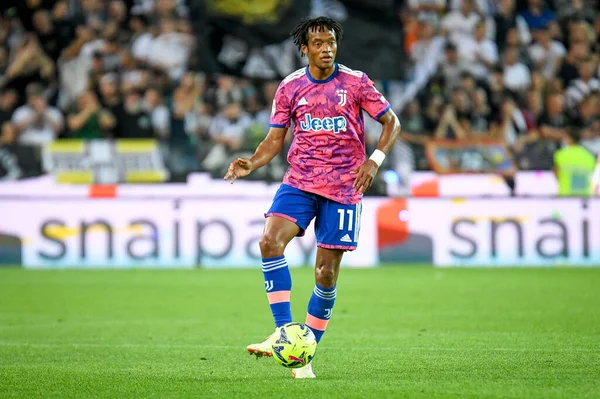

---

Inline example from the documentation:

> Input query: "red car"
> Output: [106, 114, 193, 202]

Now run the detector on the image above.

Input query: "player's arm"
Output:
[372, 108, 402, 158]
[224, 80, 291, 184]
[352, 108, 401, 193]
[223, 127, 287, 184]
[248, 127, 288, 170]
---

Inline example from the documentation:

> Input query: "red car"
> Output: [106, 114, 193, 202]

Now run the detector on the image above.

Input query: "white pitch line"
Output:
[0, 342, 597, 352]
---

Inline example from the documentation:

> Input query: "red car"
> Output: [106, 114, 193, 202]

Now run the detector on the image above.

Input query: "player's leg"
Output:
[248, 217, 300, 358]
[305, 199, 360, 342]
[294, 200, 360, 379]
[305, 246, 343, 343]
[247, 184, 316, 358]
[293, 247, 343, 379]
[259, 216, 300, 329]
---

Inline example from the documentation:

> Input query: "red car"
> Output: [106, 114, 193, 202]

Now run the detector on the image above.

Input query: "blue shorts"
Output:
[265, 184, 362, 251]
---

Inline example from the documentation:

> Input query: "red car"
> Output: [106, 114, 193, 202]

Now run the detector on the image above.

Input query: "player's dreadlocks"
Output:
[290, 16, 344, 57]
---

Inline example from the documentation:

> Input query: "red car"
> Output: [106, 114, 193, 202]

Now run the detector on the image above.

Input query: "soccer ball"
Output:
[271, 322, 317, 368]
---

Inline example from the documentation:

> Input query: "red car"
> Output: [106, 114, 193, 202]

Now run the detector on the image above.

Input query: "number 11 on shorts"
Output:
[337, 209, 354, 231]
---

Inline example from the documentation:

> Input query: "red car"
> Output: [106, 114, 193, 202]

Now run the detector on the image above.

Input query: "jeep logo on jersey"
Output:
[300, 114, 347, 134]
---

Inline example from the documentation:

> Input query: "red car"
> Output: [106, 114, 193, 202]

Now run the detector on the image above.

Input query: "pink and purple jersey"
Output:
[270, 63, 391, 205]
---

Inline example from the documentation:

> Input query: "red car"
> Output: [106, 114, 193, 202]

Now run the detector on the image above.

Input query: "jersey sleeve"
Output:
[269, 82, 292, 128]
[360, 73, 391, 121]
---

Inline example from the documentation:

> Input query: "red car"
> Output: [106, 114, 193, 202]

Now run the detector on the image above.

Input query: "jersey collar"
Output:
[305, 63, 339, 84]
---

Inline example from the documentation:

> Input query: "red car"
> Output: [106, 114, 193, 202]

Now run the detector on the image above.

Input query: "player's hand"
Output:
[224, 158, 253, 184]
[351, 159, 379, 194]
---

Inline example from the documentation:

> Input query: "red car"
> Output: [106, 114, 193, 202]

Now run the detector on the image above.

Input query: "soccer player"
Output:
[224, 16, 401, 378]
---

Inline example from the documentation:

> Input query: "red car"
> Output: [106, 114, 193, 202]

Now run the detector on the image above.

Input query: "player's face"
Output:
[303, 28, 337, 70]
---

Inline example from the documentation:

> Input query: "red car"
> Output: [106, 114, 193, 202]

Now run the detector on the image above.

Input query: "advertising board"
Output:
[0, 199, 377, 268]
[377, 198, 600, 266]
[2, 197, 599, 268]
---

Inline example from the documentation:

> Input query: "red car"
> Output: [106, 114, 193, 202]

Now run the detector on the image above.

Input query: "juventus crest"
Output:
[336, 89, 347, 106]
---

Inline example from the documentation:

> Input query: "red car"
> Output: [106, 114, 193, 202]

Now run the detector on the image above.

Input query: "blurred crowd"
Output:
[0, 0, 289, 180]
[401, 0, 600, 171]
[0, 0, 599, 181]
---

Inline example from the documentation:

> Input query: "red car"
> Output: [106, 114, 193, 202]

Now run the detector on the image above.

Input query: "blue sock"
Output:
[306, 284, 336, 343]
[262, 256, 292, 328]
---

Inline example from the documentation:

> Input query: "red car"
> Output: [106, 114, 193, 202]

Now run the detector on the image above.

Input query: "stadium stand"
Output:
[0, 0, 598, 194]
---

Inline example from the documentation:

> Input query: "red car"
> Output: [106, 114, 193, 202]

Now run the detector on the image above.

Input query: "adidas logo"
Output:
[340, 234, 352, 243]
[298, 97, 308, 106]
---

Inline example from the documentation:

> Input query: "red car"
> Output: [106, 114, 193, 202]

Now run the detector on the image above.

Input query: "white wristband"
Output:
[369, 149, 386, 167]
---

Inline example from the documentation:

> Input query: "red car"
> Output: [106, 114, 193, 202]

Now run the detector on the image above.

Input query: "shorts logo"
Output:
[300, 114, 347, 134]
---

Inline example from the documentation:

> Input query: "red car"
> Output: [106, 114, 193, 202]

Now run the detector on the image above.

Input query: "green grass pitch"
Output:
[0, 266, 599, 398]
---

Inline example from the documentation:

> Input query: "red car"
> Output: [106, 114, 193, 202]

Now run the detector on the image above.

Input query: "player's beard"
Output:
[321, 60, 335, 69]
[314, 57, 335, 71]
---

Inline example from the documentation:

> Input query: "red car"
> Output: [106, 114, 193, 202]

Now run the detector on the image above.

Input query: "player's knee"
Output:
[259, 235, 286, 257]
[315, 263, 337, 288]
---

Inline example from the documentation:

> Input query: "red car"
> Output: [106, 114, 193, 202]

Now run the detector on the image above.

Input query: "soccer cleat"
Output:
[292, 363, 316, 379]
[246, 333, 274, 358]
